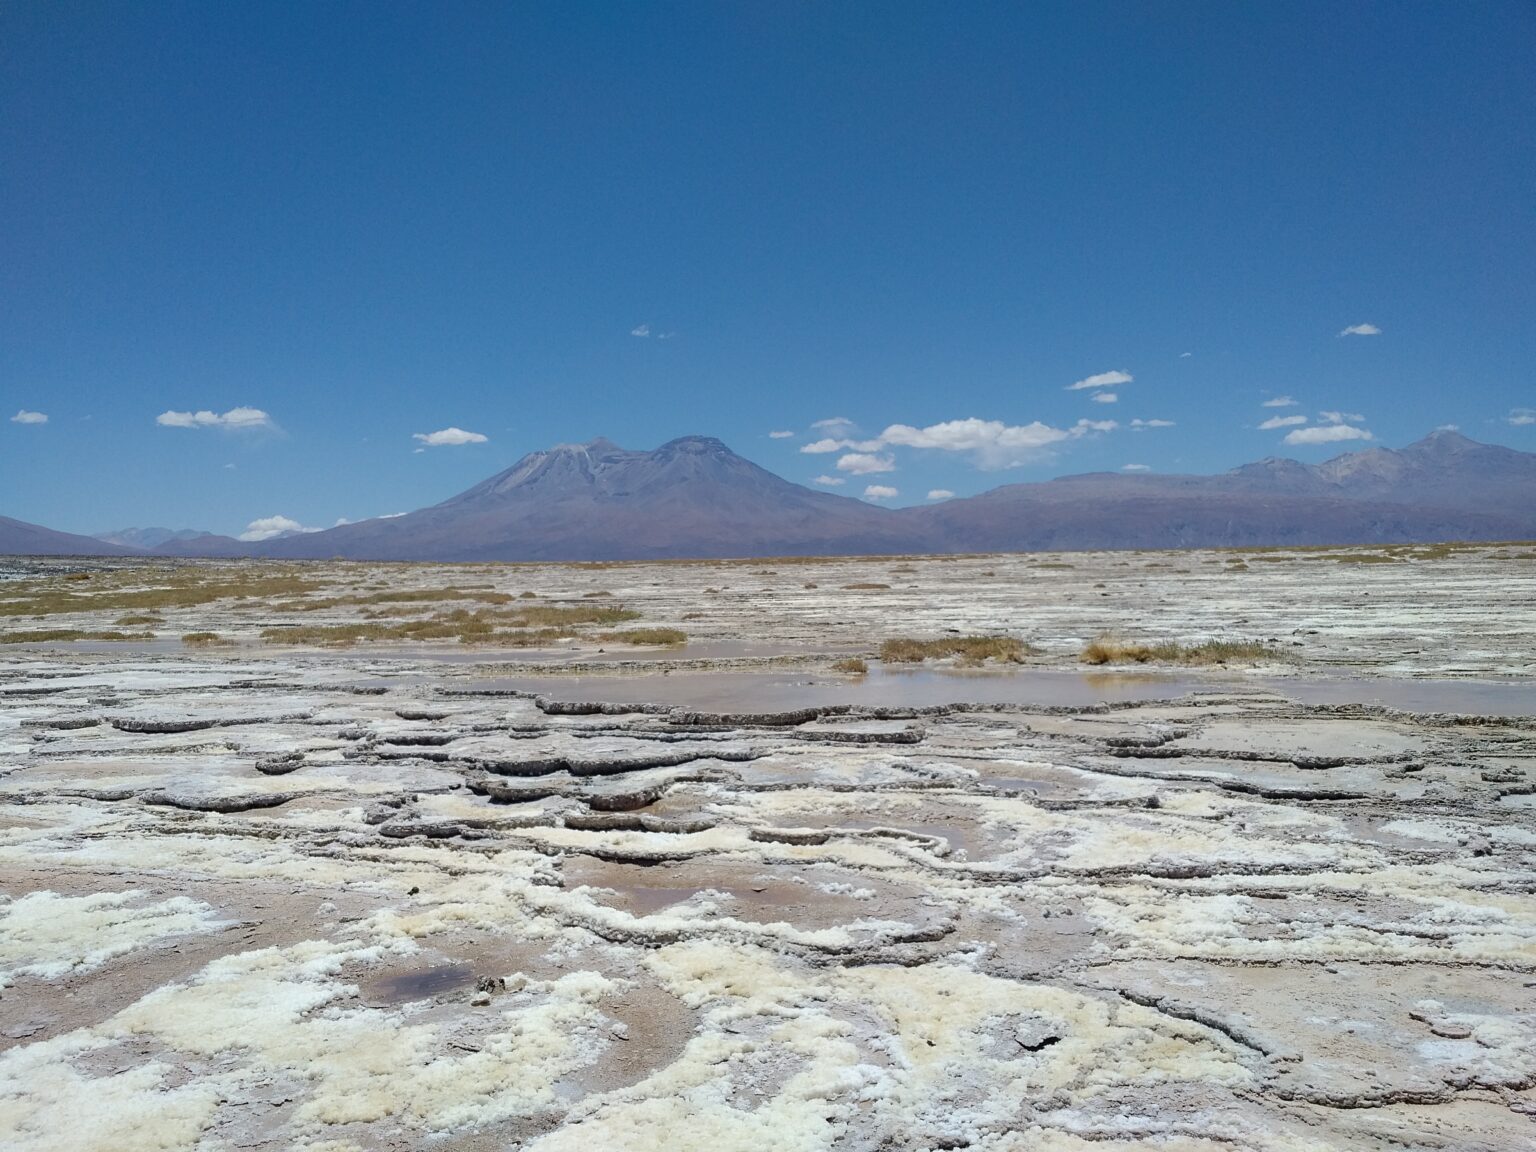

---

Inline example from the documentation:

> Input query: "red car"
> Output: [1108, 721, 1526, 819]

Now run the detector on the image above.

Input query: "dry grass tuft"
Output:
[880, 636, 1030, 665]
[597, 628, 686, 646]
[260, 602, 640, 648]
[0, 629, 154, 644]
[181, 632, 233, 646]
[1080, 634, 1283, 666]
[831, 657, 869, 674]
[0, 571, 328, 618]
[843, 582, 891, 590]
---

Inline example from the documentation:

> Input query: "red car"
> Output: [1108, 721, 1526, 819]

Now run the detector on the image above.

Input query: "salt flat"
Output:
[1, 547, 1533, 1150]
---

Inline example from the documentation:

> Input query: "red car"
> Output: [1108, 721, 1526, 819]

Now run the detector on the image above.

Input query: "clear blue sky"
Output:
[4, 1, 1533, 535]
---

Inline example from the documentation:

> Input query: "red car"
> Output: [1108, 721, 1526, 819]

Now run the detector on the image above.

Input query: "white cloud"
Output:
[768, 430, 795, 439]
[801, 438, 848, 454]
[801, 435, 882, 453]
[1129, 418, 1175, 429]
[630, 324, 651, 337]
[237, 515, 319, 542]
[863, 485, 899, 500]
[1121, 463, 1151, 472]
[157, 406, 273, 430]
[1259, 414, 1308, 430]
[1067, 370, 1132, 391]
[836, 452, 896, 475]
[1436, 424, 1460, 432]
[10, 409, 47, 424]
[811, 416, 855, 431]
[1338, 323, 1381, 337]
[812, 475, 845, 486]
[1284, 424, 1373, 445]
[1319, 410, 1364, 424]
[1262, 395, 1298, 408]
[1507, 408, 1536, 426]
[412, 427, 488, 447]
[878, 417, 1101, 469]
[1179, 352, 1192, 358]
[926, 489, 955, 500]
[1090, 392, 1118, 404]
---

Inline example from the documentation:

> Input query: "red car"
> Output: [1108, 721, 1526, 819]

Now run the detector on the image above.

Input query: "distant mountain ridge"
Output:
[4, 429, 1534, 560]
[92, 527, 211, 550]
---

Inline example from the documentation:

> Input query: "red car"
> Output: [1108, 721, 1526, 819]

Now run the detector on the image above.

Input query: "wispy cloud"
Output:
[927, 489, 955, 500]
[1259, 414, 1308, 430]
[1179, 352, 1192, 359]
[157, 406, 273, 430]
[1129, 418, 1175, 429]
[1261, 395, 1298, 408]
[768, 430, 795, 439]
[1121, 463, 1151, 472]
[10, 409, 47, 425]
[1319, 410, 1364, 424]
[836, 452, 896, 475]
[1090, 392, 1118, 404]
[237, 515, 319, 542]
[1067, 369, 1132, 391]
[1338, 323, 1381, 337]
[630, 324, 651, 337]
[812, 475, 845, 486]
[1284, 424, 1373, 445]
[863, 485, 898, 500]
[1508, 408, 1536, 426]
[412, 427, 488, 447]
[811, 416, 855, 431]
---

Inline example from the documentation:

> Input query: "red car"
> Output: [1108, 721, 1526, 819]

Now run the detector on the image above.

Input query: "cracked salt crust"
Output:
[2, 553, 1534, 1148]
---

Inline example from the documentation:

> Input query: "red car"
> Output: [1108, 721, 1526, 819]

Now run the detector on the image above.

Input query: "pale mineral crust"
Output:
[1, 549, 1533, 1150]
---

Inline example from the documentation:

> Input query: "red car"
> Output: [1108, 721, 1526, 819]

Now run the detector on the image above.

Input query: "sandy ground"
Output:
[1, 548, 1533, 1150]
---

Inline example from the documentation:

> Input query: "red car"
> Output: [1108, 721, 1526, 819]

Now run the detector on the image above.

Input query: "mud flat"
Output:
[1, 549, 1534, 1150]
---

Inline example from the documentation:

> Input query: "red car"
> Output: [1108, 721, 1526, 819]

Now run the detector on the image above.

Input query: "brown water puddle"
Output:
[362, 962, 475, 1004]
[449, 667, 1536, 717]
[457, 668, 1214, 710]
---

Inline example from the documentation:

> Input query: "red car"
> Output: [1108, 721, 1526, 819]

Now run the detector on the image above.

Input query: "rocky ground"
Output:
[1, 548, 1533, 1150]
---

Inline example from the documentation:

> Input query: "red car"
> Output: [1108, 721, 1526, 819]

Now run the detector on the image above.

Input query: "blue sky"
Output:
[3, 1, 1534, 536]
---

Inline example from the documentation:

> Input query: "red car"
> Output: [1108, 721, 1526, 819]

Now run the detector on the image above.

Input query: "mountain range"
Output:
[4, 429, 1533, 560]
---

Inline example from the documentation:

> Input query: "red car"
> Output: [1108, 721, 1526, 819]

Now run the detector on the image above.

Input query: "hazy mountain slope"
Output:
[909, 431, 1536, 550]
[261, 436, 919, 560]
[151, 532, 260, 557]
[10, 430, 1533, 562]
[93, 527, 211, 549]
[0, 516, 142, 557]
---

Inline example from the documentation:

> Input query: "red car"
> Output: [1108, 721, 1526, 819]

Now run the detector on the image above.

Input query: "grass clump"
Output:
[276, 588, 513, 612]
[1330, 553, 1398, 565]
[831, 656, 869, 674]
[115, 614, 162, 626]
[880, 636, 1030, 665]
[181, 631, 232, 646]
[261, 602, 642, 648]
[843, 582, 891, 590]
[0, 629, 153, 644]
[0, 571, 328, 617]
[1080, 634, 1283, 666]
[598, 628, 686, 646]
